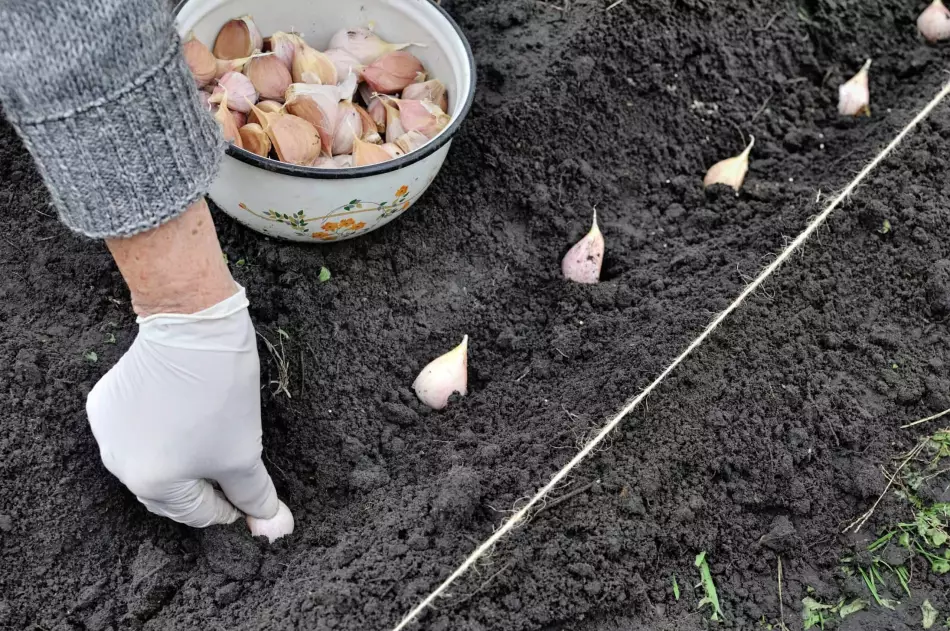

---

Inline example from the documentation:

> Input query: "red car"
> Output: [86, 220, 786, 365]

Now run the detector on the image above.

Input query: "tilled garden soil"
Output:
[2, 0, 950, 629]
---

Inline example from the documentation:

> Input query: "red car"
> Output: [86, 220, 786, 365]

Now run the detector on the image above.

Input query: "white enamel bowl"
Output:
[175, 0, 475, 242]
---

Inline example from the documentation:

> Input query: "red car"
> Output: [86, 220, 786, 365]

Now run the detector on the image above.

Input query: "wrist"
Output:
[106, 199, 237, 317]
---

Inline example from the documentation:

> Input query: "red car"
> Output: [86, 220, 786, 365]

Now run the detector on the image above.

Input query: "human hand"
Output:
[86, 286, 285, 529]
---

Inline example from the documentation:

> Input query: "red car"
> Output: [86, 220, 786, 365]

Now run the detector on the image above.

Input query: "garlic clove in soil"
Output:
[327, 26, 414, 65]
[210, 71, 258, 113]
[353, 103, 382, 143]
[918, 0, 950, 42]
[332, 101, 363, 156]
[838, 59, 872, 117]
[413, 335, 469, 410]
[183, 35, 217, 88]
[324, 48, 366, 81]
[395, 130, 429, 154]
[213, 15, 263, 60]
[353, 135, 393, 166]
[292, 42, 337, 85]
[362, 51, 426, 94]
[247, 99, 283, 126]
[401, 79, 449, 113]
[267, 31, 301, 69]
[562, 209, 604, 285]
[703, 135, 754, 192]
[244, 53, 293, 102]
[246, 500, 294, 543]
[213, 91, 243, 148]
[284, 83, 340, 156]
[239, 123, 271, 156]
[397, 99, 450, 139]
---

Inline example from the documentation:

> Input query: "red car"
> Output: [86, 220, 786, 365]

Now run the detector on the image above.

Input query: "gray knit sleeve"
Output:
[0, 0, 224, 239]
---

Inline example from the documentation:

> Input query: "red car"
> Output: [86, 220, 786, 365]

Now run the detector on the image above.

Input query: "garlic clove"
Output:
[244, 53, 293, 102]
[381, 97, 406, 143]
[919, 0, 950, 41]
[397, 99, 450, 139]
[198, 90, 213, 111]
[362, 51, 426, 94]
[324, 48, 366, 81]
[395, 130, 429, 154]
[239, 123, 271, 156]
[359, 83, 387, 132]
[310, 155, 341, 168]
[561, 209, 604, 285]
[327, 26, 414, 65]
[230, 110, 247, 128]
[215, 55, 252, 79]
[292, 42, 338, 85]
[334, 154, 354, 168]
[183, 35, 217, 88]
[247, 99, 283, 126]
[332, 101, 363, 156]
[381, 143, 405, 159]
[703, 135, 754, 192]
[268, 31, 302, 69]
[353, 103, 382, 143]
[210, 71, 258, 113]
[353, 135, 393, 166]
[213, 15, 263, 60]
[337, 71, 360, 102]
[413, 335, 469, 410]
[838, 59, 871, 117]
[266, 112, 322, 165]
[246, 500, 294, 543]
[401, 79, 448, 113]
[284, 83, 340, 156]
[213, 91, 243, 148]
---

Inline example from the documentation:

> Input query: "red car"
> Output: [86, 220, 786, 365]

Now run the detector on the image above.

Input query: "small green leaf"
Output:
[671, 573, 680, 601]
[236, 259, 246, 267]
[878, 219, 891, 234]
[931, 558, 950, 574]
[105, 333, 116, 344]
[318, 266, 331, 283]
[899, 532, 910, 548]
[277, 328, 290, 340]
[923, 600, 939, 629]
[84, 351, 98, 363]
[838, 599, 866, 618]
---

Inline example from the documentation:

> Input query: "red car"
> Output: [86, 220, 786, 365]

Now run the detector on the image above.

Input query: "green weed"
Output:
[695, 551, 723, 622]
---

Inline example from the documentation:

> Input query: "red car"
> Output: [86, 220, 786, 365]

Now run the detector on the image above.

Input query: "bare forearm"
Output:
[106, 199, 236, 317]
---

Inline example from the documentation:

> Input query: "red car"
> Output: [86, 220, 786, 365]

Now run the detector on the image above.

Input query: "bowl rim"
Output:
[174, 0, 476, 180]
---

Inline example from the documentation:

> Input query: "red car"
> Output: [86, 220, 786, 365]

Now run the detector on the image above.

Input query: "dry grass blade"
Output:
[257, 329, 292, 398]
[902, 408, 950, 429]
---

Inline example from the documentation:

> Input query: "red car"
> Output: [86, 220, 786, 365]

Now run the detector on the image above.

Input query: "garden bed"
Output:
[1, 0, 949, 629]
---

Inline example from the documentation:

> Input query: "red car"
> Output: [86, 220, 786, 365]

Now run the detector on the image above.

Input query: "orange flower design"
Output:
[402, 202, 410, 210]
[311, 231, 335, 240]
[395, 185, 409, 197]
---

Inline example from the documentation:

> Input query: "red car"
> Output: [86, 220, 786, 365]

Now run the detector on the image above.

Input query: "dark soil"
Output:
[2, 0, 950, 630]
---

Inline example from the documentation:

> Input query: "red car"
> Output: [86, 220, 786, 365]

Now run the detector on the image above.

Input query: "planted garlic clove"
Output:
[838, 59, 871, 117]
[353, 135, 393, 166]
[395, 130, 429, 154]
[381, 98, 406, 143]
[324, 48, 365, 81]
[210, 71, 257, 113]
[183, 35, 217, 87]
[381, 143, 404, 159]
[292, 42, 337, 85]
[213, 15, 263, 60]
[268, 31, 302, 69]
[332, 101, 363, 156]
[402, 79, 448, 113]
[244, 53, 292, 101]
[246, 500, 294, 543]
[213, 91, 243, 147]
[703, 135, 754, 192]
[919, 0, 950, 41]
[561, 210, 604, 285]
[284, 83, 340, 156]
[353, 103, 382, 143]
[362, 51, 425, 94]
[413, 336, 468, 410]
[334, 154, 354, 168]
[239, 123, 271, 156]
[327, 26, 413, 65]
[247, 99, 283, 126]
[397, 99, 450, 139]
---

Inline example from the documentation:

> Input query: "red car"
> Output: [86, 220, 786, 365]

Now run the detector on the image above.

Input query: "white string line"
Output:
[390, 79, 950, 631]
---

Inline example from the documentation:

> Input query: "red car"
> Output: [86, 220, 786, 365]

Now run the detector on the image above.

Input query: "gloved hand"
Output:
[86, 286, 280, 528]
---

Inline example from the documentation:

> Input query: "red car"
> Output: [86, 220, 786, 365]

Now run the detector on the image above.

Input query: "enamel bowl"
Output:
[175, 0, 475, 242]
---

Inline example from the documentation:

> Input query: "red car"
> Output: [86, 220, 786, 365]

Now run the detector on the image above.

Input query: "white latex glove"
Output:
[86, 286, 280, 528]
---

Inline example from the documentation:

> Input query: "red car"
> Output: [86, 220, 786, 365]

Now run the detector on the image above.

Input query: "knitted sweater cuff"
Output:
[7, 37, 225, 239]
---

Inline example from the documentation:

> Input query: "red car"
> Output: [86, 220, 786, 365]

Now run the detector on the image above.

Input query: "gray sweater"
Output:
[0, 0, 223, 239]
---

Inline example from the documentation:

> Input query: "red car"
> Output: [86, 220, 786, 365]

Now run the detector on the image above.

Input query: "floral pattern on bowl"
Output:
[237, 185, 415, 242]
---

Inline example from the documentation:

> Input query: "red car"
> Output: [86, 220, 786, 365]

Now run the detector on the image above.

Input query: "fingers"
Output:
[216, 459, 280, 520]
[136, 479, 241, 528]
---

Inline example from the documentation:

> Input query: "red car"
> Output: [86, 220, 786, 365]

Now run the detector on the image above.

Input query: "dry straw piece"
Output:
[389, 78, 950, 631]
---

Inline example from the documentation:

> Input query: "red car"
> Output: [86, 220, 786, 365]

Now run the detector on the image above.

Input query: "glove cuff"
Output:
[136, 284, 254, 351]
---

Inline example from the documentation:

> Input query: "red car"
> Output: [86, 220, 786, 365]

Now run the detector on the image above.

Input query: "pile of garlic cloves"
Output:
[184, 17, 451, 168]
